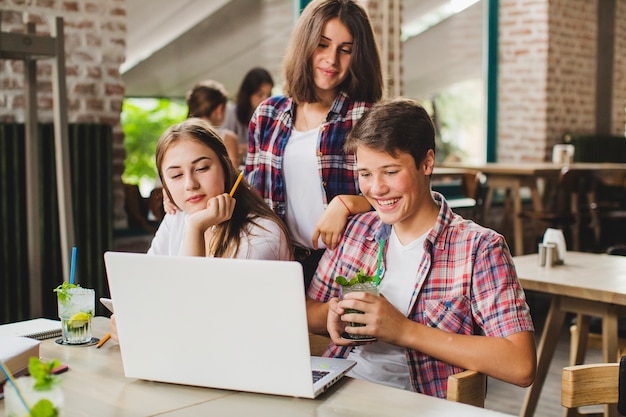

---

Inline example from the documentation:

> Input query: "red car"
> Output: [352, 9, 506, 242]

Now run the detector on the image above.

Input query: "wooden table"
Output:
[514, 252, 626, 417]
[0, 317, 515, 417]
[441, 162, 626, 256]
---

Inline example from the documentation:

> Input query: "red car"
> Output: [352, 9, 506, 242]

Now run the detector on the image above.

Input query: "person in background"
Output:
[245, 0, 383, 290]
[187, 80, 241, 169]
[223, 67, 274, 165]
[110, 118, 291, 341]
[306, 98, 536, 397]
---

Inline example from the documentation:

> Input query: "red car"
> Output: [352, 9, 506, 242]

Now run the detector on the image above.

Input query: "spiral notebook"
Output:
[0, 318, 62, 340]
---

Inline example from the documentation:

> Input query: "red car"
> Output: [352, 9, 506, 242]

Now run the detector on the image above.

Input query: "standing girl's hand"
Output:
[312, 197, 351, 250]
[162, 192, 178, 215]
[312, 195, 371, 250]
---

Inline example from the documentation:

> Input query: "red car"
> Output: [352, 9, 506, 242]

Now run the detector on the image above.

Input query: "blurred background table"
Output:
[513, 251, 626, 417]
[441, 162, 626, 255]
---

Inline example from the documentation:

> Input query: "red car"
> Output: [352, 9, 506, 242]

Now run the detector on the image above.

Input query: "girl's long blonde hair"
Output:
[156, 118, 291, 257]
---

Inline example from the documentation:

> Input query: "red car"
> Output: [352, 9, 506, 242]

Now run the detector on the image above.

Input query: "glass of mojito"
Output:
[55, 284, 95, 344]
[4, 375, 64, 417]
[336, 271, 379, 341]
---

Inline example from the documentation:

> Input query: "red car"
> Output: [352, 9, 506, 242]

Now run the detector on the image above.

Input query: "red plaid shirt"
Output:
[307, 192, 534, 398]
[244, 92, 372, 221]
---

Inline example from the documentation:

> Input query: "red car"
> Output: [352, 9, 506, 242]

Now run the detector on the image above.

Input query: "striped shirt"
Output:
[307, 192, 534, 398]
[244, 91, 372, 221]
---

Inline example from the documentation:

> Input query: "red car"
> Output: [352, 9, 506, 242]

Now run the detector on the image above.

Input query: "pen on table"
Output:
[96, 332, 111, 349]
[229, 171, 244, 197]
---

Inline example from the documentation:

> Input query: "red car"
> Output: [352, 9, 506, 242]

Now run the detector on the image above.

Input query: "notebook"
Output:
[103, 251, 356, 399]
[0, 336, 41, 386]
[0, 318, 62, 340]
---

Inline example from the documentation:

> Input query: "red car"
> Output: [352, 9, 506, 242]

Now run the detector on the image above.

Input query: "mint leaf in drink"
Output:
[30, 399, 58, 417]
[28, 357, 61, 391]
[354, 270, 376, 284]
[335, 269, 376, 287]
[53, 281, 78, 303]
[335, 276, 350, 286]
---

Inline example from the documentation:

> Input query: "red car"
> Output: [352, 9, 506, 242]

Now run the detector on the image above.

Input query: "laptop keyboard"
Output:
[312, 369, 330, 383]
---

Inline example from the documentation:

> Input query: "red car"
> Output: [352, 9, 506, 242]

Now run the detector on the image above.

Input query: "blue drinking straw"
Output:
[69, 246, 77, 285]
[375, 240, 385, 287]
[0, 360, 31, 413]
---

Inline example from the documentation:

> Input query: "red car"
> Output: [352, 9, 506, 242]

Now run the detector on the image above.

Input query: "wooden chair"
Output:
[460, 171, 488, 223]
[309, 334, 331, 357]
[308, 334, 486, 407]
[561, 362, 620, 417]
[447, 369, 487, 408]
[519, 167, 597, 252]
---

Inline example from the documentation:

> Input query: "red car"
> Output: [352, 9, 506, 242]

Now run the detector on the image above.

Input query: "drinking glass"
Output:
[57, 287, 95, 344]
[340, 281, 379, 340]
[3, 376, 64, 417]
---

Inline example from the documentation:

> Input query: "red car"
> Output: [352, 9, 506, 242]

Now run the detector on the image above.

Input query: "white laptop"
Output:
[103, 251, 356, 399]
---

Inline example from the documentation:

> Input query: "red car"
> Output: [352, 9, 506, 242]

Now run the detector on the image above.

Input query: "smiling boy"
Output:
[305, 98, 536, 398]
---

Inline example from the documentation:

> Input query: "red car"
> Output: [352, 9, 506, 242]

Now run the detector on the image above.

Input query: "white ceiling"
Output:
[122, 0, 482, 99]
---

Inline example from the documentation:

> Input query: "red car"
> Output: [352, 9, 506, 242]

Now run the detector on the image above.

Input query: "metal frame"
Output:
[0, 15, 75, 316]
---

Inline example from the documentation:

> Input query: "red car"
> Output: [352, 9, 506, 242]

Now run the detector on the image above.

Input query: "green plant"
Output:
[121, 98, 187, 185]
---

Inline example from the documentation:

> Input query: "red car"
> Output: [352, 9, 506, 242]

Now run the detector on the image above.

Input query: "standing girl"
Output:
[245, 0, 383, 289]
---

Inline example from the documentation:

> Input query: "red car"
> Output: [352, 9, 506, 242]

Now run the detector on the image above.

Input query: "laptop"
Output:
[103, 251, 356, 399]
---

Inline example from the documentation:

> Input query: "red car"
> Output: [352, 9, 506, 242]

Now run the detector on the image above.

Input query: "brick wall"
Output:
[366, 0, 403, 98]
[498, 0, 550, 162]
[615, 0, 626, 135]
[0, 0, 127, 228]
[498, 0, 626, 162]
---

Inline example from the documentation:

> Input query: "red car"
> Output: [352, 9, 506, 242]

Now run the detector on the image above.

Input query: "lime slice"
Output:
[68, 312, 91, 328]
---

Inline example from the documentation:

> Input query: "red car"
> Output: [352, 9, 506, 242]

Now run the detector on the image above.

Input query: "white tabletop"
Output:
[514, 251, 626, 417]
[0, 317, 515, 417]
[514, 251, 626, 305]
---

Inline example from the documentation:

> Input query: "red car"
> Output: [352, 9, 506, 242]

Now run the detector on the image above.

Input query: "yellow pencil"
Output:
[96, 332, 111, 349]
[229, 172, 244, 197]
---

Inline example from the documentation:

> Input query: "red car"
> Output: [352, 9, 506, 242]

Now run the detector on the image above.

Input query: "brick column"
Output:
[498, 0, 626, 162]
[365, 0, 402, 98]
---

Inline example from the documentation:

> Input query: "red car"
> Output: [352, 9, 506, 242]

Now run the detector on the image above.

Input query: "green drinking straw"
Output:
[69, 246, 77, 285]
[0, 360, 32, 413]
[375, 239, 385, 286]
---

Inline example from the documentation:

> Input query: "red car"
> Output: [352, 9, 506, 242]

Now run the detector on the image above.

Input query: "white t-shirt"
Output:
[147, 211, 291, 260]
[347, 228, 428, 390]
[283, 127, 326, 249]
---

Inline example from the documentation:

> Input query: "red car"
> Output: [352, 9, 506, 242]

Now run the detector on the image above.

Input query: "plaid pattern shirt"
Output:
[244, 92, 372, 220]
[307, 192, 534, 398]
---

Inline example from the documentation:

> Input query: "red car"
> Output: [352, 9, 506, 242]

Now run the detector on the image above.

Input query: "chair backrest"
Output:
[447, 370, 487, 408]
[561, 362, 619, 409]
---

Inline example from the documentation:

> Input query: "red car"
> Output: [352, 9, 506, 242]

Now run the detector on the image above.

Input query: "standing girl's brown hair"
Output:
[283, 0, 383, 104]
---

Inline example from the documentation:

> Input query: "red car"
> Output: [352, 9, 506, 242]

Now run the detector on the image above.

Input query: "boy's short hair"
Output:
[345, 98, 436, 167]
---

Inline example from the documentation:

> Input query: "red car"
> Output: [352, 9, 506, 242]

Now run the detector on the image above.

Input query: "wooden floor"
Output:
[483, 292, 604, 416]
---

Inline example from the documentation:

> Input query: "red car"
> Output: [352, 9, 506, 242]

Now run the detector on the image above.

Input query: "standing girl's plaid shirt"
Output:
[244, 91, 372, 221]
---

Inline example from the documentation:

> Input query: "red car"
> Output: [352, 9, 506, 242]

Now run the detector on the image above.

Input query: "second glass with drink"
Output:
[55, 284, 95, 345]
